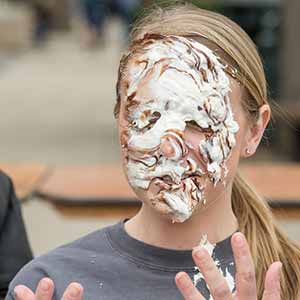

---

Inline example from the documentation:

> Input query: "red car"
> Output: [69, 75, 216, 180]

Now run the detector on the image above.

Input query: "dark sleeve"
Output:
[0, 172, 33, 299]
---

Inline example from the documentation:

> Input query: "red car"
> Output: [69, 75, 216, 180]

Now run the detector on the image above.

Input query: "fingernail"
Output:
[13, 286, 22, 299]
[13, 289, 20, 300]
[277, 262, 283, 272]
[194, 246, 206, 259]
[234, 233, 244, 246]
[69, 286, 80, 297]
[177, 273, 189, 288]
[41, 279, 50, 291]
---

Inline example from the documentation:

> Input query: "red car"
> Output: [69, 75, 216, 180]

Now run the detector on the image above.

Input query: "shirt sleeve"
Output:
[4, 259, 53, 300]
[4, 290, 14, 300]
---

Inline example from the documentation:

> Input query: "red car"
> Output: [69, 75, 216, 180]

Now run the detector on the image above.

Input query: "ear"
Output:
[241, 104, 271, 158]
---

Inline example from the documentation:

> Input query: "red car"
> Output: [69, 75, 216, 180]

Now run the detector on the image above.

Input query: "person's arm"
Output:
[0, 172, 33, 300]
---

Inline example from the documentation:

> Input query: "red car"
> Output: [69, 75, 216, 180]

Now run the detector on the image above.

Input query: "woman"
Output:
[7, 3, 300, 300]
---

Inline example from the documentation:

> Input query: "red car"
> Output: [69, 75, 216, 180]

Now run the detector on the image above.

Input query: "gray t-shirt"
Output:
[6, 219, 236, 300]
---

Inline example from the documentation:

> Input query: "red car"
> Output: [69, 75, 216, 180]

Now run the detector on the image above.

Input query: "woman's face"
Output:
[117, 36, 251, 223]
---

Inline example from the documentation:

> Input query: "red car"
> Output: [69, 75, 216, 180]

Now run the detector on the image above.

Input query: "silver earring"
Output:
[245, 148, 251, 155]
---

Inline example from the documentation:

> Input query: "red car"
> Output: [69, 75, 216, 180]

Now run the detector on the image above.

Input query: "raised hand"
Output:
[14, 278, 84, 300]
[175, 232, 282, 300]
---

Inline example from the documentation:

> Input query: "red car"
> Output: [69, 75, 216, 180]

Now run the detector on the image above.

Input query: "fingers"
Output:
[175, 272, 205, 300]
[262, 261, 282, 300]
[35, 278, 55, 300]
[14, 279, 84, 300]
[62, 282, 84, 300]
[192, 246, 232, 300]
[14, 285, 35, 300]
[232, 232, 256, 300]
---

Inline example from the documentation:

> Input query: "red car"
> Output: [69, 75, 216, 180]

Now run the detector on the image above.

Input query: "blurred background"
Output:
[0, 0, 299, 257]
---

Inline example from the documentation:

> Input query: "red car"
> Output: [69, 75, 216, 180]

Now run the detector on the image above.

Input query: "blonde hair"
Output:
[114, 3, 300, 299]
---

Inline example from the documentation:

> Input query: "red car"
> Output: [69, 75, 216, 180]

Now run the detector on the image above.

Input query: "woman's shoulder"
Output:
[16, 221, 117, 267]
[6, 222, 120, 299]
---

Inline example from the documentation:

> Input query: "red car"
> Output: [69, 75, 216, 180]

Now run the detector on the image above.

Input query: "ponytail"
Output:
[232, 172, 300, 300]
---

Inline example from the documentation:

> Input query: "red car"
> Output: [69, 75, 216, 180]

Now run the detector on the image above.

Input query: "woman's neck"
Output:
[124, 190, 238, 250]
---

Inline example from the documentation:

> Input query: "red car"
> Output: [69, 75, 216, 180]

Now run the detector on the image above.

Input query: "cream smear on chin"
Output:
[122, 34, 239, 223]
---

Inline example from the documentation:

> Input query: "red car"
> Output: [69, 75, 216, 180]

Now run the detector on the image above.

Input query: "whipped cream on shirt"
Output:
[6, 220, 237, 300]
[193, 235, 235, 296]
[121, 34, 239, 222]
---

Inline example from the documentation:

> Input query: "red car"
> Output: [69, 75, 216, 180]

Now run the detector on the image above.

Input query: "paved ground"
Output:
[1, 21, 299, 256]
[0, 23, 122, 164]
[1, 21, 129, 255]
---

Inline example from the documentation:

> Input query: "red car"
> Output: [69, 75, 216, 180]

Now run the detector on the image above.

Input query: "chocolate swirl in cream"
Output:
[122, 34, 239, 222]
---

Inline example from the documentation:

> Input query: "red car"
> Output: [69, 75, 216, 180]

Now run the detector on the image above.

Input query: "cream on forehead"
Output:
[123, 35, 239, 222]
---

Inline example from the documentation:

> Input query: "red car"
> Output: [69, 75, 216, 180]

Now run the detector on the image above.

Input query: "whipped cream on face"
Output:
[122, 34, 239, 222]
